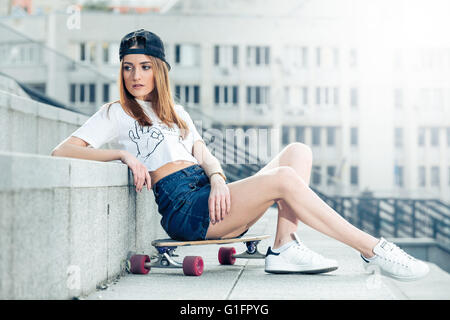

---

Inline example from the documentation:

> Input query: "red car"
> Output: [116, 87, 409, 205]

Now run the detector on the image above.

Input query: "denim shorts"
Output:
[152, 164, 212, 241]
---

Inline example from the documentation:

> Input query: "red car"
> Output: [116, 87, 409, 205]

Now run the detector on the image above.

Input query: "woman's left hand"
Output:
[208, 175, 231, 225]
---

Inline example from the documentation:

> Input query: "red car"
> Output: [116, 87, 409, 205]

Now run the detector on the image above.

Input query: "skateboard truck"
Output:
[151, 246, 182, 269]
[233, 240, 266, 259]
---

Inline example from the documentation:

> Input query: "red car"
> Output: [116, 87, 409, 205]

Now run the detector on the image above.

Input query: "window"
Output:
[102, 42, 109, 63]
[447, 128, 450, 147]
[333, 48, 339, 68]
[350, 127, 358, 146]
[349, 48, 357, 67]
[302, 87, 308, 105]
[316, 47, 321, 67]
[418, 128, 426, 146]
[79, 42, 96, 63]
[103, 83, 110, 102]
[175, 85, 200, 105]
[214, 45, 238, 67]
[394, 165, 404, 187]
[394, 88, 403, 109]
[246, 86, 270, 105]
[350, 88, 358, 107]
[333, 87, 339, 106]
[312, 127, 321, 146]
[283, 87, 290, 105]
[430, 128, 439, 147]
[246, 46, 270, 66]
[214, 46, 219, 65]
[214, 85, 238, 107]
[315, 87, 321, 105]
[350, 166, 358, 186]
[315, 87, 338, 106]
[79, 84, 85, 102]
[282, 126, 290, 145]
[395, 128, 403, 148]
[80, 43, 86, 61]
[174, 44, 200, 66]
[326, 127, 335, 146]
[295, 126, 305, 143]
[327, 166, 336, 186]
[431, 166, 440, 187]
[70, 83, 98, 104]
[108, 43, 119, 65]
[70, 84, 76, 103]
[301, 47, 308, 68]
[312, 166, 321, 185]
[418, 166, 426, 187]
[89, 83, 96, 103]
[89, 42, 96, 63]
[324, 88, 329, 105]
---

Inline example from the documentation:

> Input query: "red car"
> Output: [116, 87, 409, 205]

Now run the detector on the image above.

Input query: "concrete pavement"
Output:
[85, 207, 450, 300]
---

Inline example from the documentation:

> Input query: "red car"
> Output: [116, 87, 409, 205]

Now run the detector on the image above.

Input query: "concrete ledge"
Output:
[0, 152, 167, 299]
[0, 89, 90, 156]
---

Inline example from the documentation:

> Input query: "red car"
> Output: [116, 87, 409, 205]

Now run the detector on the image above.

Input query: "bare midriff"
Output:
[149, 160, 198, 188]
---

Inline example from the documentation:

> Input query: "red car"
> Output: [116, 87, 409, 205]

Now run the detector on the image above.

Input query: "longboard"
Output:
[151, 234, 270, 247]
[127, 234, 271, 277]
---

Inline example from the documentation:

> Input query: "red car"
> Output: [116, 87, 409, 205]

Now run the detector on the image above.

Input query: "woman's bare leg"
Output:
[276, 167, 379, 257]
[205, 166, 285, 239]
[254, 143, 313, 249]
[212, 143, 311, 242]
[205, 143, 379, 257]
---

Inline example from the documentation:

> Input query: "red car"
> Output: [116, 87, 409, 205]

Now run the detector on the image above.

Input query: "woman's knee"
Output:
[286, 142, 313, 165]
[273, 166, 305, 196]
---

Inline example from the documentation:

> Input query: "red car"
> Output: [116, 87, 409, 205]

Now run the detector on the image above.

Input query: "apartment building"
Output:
[0, 0, 449, 201]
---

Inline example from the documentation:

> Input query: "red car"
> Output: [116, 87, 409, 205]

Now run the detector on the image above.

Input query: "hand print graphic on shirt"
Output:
[129, 120, 164, 162]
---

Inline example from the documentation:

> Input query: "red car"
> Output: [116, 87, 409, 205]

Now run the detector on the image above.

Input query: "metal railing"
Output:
[314, 189, 450, 250]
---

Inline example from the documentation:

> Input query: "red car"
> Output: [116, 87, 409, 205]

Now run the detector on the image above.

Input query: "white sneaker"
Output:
[361, 237, 430, 281]
[265, 233, 338, 274]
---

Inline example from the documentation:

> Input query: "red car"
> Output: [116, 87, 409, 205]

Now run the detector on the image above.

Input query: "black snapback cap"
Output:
[119, 29, 171, 71]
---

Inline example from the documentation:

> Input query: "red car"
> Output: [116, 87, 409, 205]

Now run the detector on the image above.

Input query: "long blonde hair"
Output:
[107, 55, 190, 140]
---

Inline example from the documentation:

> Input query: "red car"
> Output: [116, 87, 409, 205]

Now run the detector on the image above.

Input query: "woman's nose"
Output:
[133, 69, 142, 80]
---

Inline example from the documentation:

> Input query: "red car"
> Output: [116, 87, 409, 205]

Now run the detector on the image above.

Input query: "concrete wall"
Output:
[0, 151, 166, 299]
[0, 88, 88, 156]
[0, 89, 168, 299]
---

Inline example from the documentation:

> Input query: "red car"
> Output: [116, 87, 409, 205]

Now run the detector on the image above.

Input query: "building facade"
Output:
[1, 0, 449, 201]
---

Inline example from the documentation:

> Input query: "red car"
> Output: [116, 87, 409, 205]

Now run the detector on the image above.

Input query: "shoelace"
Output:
[382, 243, 415, 267]
[291, 233, 323, 260]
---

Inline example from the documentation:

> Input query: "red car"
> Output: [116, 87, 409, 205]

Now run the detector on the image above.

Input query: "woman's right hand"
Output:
[119, 150, 151, 193]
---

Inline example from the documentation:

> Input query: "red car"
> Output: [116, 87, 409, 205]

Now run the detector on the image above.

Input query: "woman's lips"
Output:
[133, 84, 144, 89]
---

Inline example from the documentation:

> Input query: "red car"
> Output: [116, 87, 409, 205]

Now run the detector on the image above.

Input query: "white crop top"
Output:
[71, 98, 204, 171]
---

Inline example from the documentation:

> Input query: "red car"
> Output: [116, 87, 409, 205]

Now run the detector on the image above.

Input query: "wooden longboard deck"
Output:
[152, 234, 271, 247]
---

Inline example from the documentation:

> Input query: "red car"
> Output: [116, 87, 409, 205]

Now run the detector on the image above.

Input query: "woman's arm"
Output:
[193, 140, 230, 224]
[192, 140, 226, 180]
[51, 136, 151, 192]
[51, 136, 124, 162]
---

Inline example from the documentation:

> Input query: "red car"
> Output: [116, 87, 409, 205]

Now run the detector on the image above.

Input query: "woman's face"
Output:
[122, 53, 155, 100]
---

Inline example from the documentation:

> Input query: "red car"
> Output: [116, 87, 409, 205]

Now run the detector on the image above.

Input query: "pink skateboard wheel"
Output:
[183, 256, 204, 276]
[218, 247, 236, 265]
[129, 254, 150, 274]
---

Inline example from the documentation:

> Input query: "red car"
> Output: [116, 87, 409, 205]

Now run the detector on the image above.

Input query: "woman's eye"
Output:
[123, 66, 132, 71]
[143, 65, 151, 70]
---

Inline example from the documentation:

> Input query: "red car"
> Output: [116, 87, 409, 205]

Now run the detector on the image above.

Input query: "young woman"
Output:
[52, 29, 429, 281]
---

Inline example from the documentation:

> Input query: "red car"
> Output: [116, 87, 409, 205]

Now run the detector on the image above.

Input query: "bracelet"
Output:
[209, 171, 227, 182]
